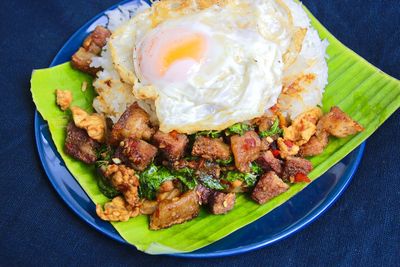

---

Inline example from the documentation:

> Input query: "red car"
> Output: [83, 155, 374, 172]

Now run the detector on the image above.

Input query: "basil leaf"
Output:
[198, 173, 225, 190]
[97, 172, 120, 199]
[216, 156, 233, 166]
[223, 163, 262, 187]
[138, 163, 175, 200]
[173, 167, 197, 190]
[242, 173, 258, 187]
[183, 155, 199, 161]
[250, 162, 263, 175]
[225, 123, 253, 136]
[139, 164, 198, 200]
[259, 118, 283, 138]
[95, 145, 114, 168]
[195, 130, 222, 139]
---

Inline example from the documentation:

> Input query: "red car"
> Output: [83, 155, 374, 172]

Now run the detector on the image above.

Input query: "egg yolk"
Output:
[160, 34, 206, 75]
[138, 29, 208, 84]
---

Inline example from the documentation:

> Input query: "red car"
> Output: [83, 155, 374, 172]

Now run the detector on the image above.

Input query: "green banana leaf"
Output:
[31, 4, 400, 254]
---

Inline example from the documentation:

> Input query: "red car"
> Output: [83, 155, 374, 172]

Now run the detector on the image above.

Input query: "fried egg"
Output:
[136, 13, 283, 133]
[103, 0, 327, 133]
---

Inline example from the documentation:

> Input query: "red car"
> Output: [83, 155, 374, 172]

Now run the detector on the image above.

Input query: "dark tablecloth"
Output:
[0, 0, 398, 266]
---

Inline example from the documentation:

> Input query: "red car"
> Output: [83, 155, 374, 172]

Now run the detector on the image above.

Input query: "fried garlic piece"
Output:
[283, 107, 323, 146]
[55, 89, 73, 111]
[104, 164, 140, 207]
[96, 196, 139, 222]
[277, 137, 299, 159]
[70, 106, 106, 142]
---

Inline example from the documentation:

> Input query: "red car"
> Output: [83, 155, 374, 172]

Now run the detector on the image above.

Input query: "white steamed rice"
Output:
[279, 0, 329, 119]
[91, 1, 155, 123]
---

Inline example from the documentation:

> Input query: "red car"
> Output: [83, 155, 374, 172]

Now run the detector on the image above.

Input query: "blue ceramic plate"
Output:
[34, 0, 365, 258]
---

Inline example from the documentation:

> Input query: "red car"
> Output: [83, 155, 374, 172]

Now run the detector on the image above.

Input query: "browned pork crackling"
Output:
[61, 99, 362, 229]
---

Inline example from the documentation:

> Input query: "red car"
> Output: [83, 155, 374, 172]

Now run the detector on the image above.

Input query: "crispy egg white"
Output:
[109, 10, 152, 85]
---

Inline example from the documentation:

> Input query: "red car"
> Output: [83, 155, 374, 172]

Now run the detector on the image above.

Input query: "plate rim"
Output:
[33, 0, 366, 258]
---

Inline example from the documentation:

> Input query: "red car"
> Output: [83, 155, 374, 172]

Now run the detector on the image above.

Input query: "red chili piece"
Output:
[170, 130, 178, 139]
[284, 140, 294, 148]
[272, 149, 280, 157]
[270, 105, 278, 113]
[294, 173, 311, 183]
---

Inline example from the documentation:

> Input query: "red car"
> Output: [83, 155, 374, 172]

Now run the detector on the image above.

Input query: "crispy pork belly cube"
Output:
[256, 150, 283, 175]
[71, 26, 111, 75]
[318, 106, 364, 138]
[110, 103, 155, 144]
[157, 189, 181, 202]
[82, 26, 111, 54]
[196, 184, 213, 205]
[208, 191, 236, 215]
[112, 145, 129, 165]
[71, 48, 99, 76]
[192, 136, 231, 161]
[282, 156, 313, 182]
[64, 122, 99, 164]
[231, 131, 261, 173]
[299, 131, 329, 157]
[121, 138, 157, 171]
[150, 190, 200, 230]
[251, 171, 289, 204]
[139, 200, 158, 215]
[152, 131, 189, 161]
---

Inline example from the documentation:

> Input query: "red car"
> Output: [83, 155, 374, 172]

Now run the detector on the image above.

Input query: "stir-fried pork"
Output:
[196, 184, 213, 205]
[282, 156, 313, 182]
[64, 122, 99, 164]
[152, 131, 189, 161]
[231, 131, 261, 172]
[251, 171, 289, 204]
[277, 138, 300, 159]
[120, 138, 157, 171]
[192, 136, 231, 161]
[299, 131, 329, 157]
[150, 190, 200, 230]
[71, 26, 111, 75]
[208, 191, 236, 215]
[257, 150, 283, 175]
[110, 103, 155, 144]
[318, 106, 364, 138]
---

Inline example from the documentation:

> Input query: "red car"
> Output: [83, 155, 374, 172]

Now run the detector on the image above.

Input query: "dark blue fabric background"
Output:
[0, 0, 398, 266]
